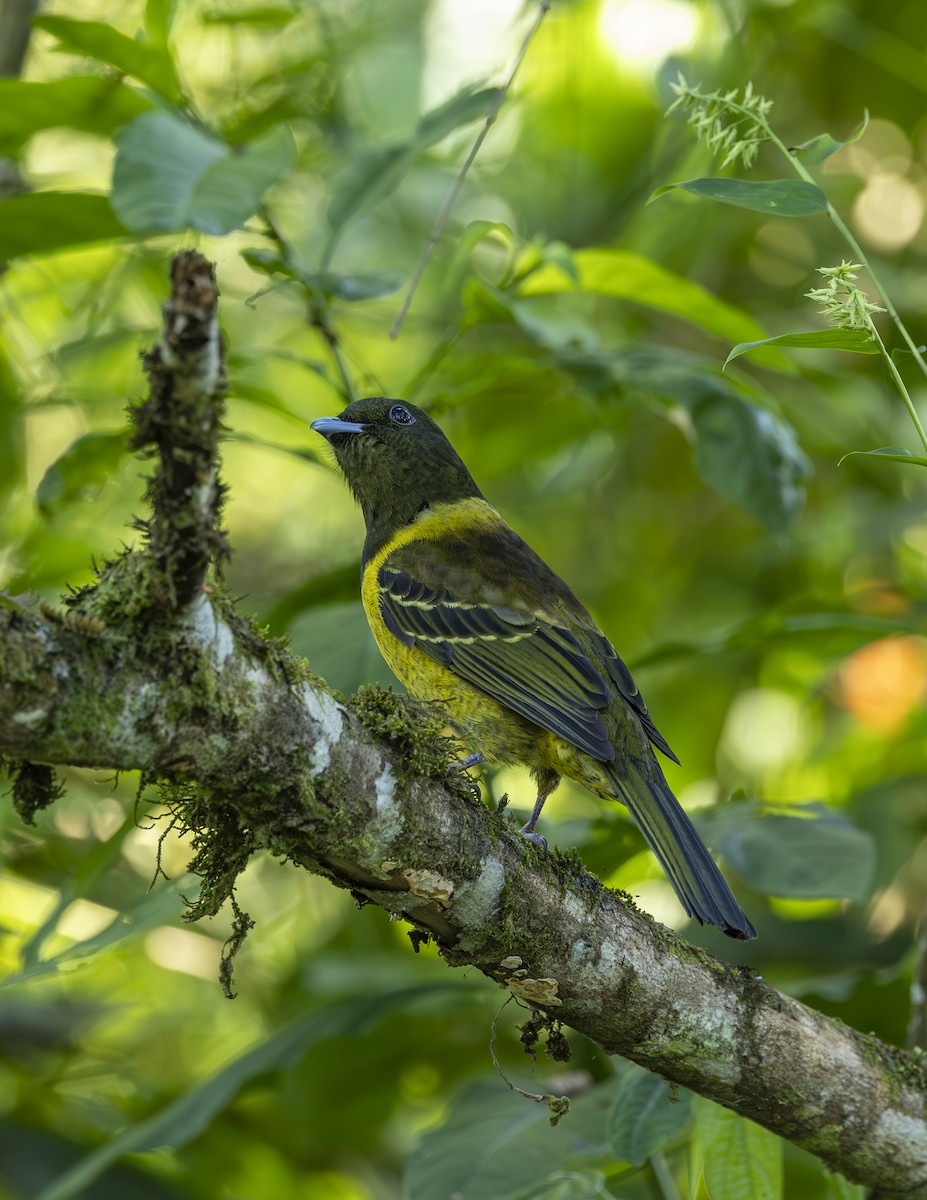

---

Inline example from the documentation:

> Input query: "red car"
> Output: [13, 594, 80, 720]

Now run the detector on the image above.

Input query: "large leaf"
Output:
[0, 78, 151, 155]
[725, 327, 879, 368]
[33, 17, 183, 104]
[695, 1100, 783, 1200]
[0, 193, 128, 262]
[651, 178, 828, 218]
[696, 802, 877, 902]
[241, 247, 403, 301]
[607, 1067, 692, 1166]
[326, 85, 499, 240]
[111, 111, 294, 234]
[406, 1078, 619, 1200]
[38, 986, 459, 1200]
[36, 429, 130, 517]
[689, 389, 811, 532]
[555, 347, 811, 531]
[520, 249, 773, 354]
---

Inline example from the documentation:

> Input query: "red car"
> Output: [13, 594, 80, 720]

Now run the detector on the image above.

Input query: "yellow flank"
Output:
[361, 497, 569, 775]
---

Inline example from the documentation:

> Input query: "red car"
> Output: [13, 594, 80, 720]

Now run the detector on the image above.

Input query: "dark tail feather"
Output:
[608, 763, 756, 941]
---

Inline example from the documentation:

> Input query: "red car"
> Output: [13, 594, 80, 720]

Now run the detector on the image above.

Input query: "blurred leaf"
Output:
[264, 562, 360, 636]
[202, 6, 296, 24]
[838, 447, 927, 468]
[826, 1175, 866, 1200]
[631, 609, 912, 670]
[0, 193, 128, 262]
[0, 335, 24, 505]
[725, 328, 879, 368]
[38, 986, 459, 1200]
[326, 85, 499, 240]
[288, 600, 396, 695]
[697, 802, 877, 902]
[527, 1172, 608, 1200]
[696, 1099, 783, 1200]
[520, 249, 775, 354]
[241, 248, 403, 300]
[1, 877, 197, 990]
[113, 113, 294, 234]
[33, 17, 183, 104]
[36, 429, 129, 517]
[221, 95, 301, 143]
[0, 78, 151, 155]
[688, 390, 812, 531]
[607, 1067, 692, 1165]
[651, 178, 828, 218]
[144, 0, 177, 44]
[792, 110, 869, 165]
[406, 1078, 618, 1200]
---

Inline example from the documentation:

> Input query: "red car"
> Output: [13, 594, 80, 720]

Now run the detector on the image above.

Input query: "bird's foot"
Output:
[451, 752, 485, 799]
[518, 826, 548, 856]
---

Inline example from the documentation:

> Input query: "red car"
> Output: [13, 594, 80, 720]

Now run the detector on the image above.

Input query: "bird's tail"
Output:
[607, 762, 756, 940]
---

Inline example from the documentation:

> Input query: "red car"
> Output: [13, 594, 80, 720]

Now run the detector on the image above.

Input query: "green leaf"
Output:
[288, 600, 397, 695]
[556, 347, 811, 530]
[111, 111, 295, 234]
[838, 447, 927, 468]
[688, 391, 811, 532]
[37, 987, 458, 1200]
[651, 178, 828, 218]
[520, 249, 780, 361]
[697, 802, 877, 902]
[0, 335, 24, 505]
[33, 17, 183, 104]
[826, 1175, 866, 1200]
[607, 1068, 692, 1166]
[792, 110, 869, 165]
[240, 249, 403, 300]
[264, 562, 360, 636]
[326, 85, 499, 239]
[202, 6, 296, 24]
[144, 0, 177, 44]
[0, 193, 128, 263]
[406, 1078, 618, 1200]
[696, 1100, 783, 1200]
[36, 429, 129, 517]
[1, 877, 197, 990]
[0, 78, 152, 156]
[725, 327, 879, 368]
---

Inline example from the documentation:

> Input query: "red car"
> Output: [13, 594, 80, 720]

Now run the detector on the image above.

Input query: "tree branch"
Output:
[1, 599, 926, 1193]
[2, 254, 926, 1195]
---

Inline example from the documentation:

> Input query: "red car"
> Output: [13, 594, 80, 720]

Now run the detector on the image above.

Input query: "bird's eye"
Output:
[388, 403, 415, 426]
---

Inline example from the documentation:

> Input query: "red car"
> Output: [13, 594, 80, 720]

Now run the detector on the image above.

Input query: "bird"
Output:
[311, 397, 756, 940]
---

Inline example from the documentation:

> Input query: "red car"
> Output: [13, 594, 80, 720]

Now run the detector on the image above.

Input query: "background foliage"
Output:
[2, 0, 927, 1196]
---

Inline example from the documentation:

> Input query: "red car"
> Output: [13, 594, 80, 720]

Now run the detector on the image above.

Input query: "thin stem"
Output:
[764, 127, 927, 390]
[865, 310, 927, 455]
[649, 1152, 683, 1200]
[389, 0, 551, 340]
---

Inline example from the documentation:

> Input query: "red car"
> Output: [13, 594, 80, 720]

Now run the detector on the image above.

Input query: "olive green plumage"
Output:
[311, 397, 755, 940]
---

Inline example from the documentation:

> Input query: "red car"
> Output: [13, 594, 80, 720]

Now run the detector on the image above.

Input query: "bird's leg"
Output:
[519, 793, 549, 854]
[451, 751, 485, 798]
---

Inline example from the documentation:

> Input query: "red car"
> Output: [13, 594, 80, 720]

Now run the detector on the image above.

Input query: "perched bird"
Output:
[311, 398, 755, 940]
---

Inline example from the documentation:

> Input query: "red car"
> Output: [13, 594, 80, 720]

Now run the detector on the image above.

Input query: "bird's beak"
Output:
[310, 417, 367, 438]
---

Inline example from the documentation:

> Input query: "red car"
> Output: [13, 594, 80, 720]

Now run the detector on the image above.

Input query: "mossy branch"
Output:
[0, 599, 926, 1192]
[130, 250, 228, 608]
[1, 254, 926, 1194]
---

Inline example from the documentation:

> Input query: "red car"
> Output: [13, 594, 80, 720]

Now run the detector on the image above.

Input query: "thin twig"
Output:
[389, 0, 551, 340]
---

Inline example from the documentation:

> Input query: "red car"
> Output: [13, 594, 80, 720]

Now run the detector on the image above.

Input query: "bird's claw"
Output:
[450, 752, 484, 799]
[518, 827, 548, 857]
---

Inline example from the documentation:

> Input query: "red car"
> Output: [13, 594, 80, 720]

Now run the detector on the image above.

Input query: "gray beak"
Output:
[310, 417, 367, 438]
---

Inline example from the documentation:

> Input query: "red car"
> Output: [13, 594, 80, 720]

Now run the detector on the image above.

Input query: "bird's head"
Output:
[311, 397, 483, 556]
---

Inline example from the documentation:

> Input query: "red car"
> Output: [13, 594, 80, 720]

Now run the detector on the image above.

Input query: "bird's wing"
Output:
[378, 558, 615, 760]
